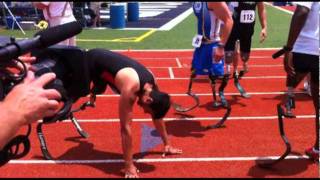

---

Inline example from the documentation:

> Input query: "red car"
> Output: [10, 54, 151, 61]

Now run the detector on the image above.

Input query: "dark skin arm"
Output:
[283, 5, 310, 77]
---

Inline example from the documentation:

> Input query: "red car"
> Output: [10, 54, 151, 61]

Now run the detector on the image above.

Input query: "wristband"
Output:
[283, 45, 292, 52]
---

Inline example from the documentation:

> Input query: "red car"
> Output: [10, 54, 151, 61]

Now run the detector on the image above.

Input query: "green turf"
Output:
[0, 4, 292, 50]
[251, 5, 292, 48]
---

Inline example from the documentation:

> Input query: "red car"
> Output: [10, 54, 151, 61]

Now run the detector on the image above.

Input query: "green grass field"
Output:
[0, 4, 292, 50]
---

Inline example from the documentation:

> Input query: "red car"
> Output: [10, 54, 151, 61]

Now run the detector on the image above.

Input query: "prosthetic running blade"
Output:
[257, 104, 292, 168]
[172, 92, 200, 112]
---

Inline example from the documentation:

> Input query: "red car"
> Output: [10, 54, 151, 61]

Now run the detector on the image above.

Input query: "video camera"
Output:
[31, 45, 91, 123]
[0, 21, 90, 122]
[0, 21, 93, 164]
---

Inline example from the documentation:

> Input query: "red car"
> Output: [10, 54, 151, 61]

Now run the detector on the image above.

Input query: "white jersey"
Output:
[292, 2, 319, 56]
[209, 8, 222, 42]
[41, 2, 75, 21]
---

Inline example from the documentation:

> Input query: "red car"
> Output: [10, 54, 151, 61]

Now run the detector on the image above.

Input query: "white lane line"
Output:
[168, 67, 175, 79]
[51, 115, 315, 123]
[155, 76, 286, 80]
[175, 57, 182, 68]
[147, 65, 283, 69]
[113, 48, 281, 52]
[8, 155, 309, 164]
[121, 56, 281, 60]
[95, 91, 307, 98]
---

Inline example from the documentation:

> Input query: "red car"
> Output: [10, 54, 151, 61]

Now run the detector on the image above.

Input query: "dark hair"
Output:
[149, 89, 171, 119]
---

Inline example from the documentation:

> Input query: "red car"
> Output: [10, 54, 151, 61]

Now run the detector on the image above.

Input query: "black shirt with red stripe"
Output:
[87, 48, 156, 94]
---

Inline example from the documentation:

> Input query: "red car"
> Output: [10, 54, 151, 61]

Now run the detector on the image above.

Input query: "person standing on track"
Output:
[86, 48, 182, 178]
[224, 2, 267, 98]
[32, 2, 77, 46]
[281, 2, 319, 162]
[190, 2, 233, 107]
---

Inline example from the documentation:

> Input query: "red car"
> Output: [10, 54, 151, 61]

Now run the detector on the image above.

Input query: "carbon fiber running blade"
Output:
[71, 117, 89, 138]
[257, 104, 292, 168]
[37, 123, 54, 160]
[234, 79, 250, 98]
[206, 105, 231, 129]
[172, 93, 199, 112]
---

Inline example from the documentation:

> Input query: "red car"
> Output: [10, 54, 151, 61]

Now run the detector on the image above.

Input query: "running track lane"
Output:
[0, 50, 317, 178]
[0, 118, 317, 178]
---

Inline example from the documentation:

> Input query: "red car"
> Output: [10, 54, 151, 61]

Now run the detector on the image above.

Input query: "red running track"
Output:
[0, 49, 318, 178]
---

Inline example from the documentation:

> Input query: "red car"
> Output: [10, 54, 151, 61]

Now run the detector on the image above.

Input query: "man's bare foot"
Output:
[121, 165, 140, 178]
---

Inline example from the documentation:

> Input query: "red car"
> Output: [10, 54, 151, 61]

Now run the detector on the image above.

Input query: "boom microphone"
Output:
[34, 21, 82, 47]
[272, 46, 292, 59]
[0, 21, 82, 62]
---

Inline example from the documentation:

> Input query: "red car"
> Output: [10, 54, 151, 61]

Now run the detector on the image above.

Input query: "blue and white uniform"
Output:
[191, 2, 224, 77]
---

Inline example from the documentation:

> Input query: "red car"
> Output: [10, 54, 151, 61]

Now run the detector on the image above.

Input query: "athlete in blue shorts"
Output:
[191, 2, 233, 107]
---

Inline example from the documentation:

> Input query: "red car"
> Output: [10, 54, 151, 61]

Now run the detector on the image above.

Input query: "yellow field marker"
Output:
[76, 29, 157, 43]
[134, 29, 156, 42]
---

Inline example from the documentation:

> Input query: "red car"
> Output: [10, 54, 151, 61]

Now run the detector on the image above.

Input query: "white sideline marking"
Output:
[95, 91, 307, 98]
[51, 115, 315, 123]
[8, 155, 309, 164]
[265, 2, 294, 15]
[159, 7, 193, 31]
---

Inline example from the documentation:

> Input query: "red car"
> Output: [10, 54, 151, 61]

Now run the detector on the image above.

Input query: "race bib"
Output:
[240, 10, 255, 23]
[192, 34, 203, 48]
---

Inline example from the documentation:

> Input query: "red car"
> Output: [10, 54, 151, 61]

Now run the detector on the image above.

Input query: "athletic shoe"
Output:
[305, 147, 319, 162]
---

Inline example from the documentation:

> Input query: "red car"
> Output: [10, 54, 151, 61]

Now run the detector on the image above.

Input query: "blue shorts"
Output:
[192, 42, 224, 76]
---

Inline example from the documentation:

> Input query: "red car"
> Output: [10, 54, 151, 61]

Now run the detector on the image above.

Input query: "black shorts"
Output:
[292, 52, 319, 84]
[225, 23, 254, 53]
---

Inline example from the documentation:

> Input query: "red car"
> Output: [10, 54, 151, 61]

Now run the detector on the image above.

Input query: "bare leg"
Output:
[233, 40, 240, 75]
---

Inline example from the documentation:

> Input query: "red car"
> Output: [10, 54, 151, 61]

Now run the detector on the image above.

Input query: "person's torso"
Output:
[88, 49, 156, 94]
[229, 2, 258, 26]
[293, 2, 320, 56]
[43, 2, 74, 20]
[193, 2, 222, 42]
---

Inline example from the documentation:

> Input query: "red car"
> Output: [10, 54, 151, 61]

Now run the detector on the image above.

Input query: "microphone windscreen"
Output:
[272, 48, 286, 59]
[34, 21, 82, 47]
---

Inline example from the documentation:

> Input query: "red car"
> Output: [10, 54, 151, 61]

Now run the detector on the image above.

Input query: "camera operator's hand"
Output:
[0, 71, 61, 149]
[2, 71, 61, 125]
[18, 55, 36, 64]
[17, 55, 36, 70]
